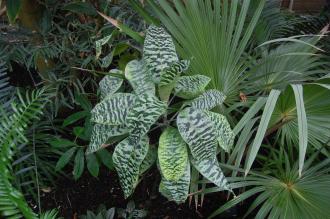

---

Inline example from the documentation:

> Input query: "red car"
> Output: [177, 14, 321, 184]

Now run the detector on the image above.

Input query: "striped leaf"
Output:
[191, 157, 230, 190]
[177, 107, 217, 161]
[91, 93, 136, 125]
[191, 89, 226, 110]
[140, 145, 157, 174]
[143, 25, 178, 83]
[113, 136, 149, 198]
[87, 124, 128, 154]
[158, 127, 188, 181]
[174, 75, 211, 99]
[159, 161, 190, 204]
[159, 60, 190, 86]
[205, 111, 235, 152]
[125, 59, 155, 95]
[126, 94, 167, 140]
[99, 70, 123, 99]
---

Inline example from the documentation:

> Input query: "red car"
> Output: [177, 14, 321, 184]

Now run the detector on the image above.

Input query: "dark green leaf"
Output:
[55, 147, 77, 171]
[62, 111, 89, 127]
[49, 138, 76, 148]
[73, 148, 85, 180]
[6, 0, 21, 23]
[96, 149, 114, 170]
[63, 2, 97, 16]
[87, 153, 100, 177]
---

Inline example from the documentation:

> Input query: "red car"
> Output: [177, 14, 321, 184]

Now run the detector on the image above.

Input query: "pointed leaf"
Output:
[174, 75, 211, 99]
[73, 148, 85, 180]
[125, 60, 155, 95]
[143, 25, 178, 83]
[86, 153, 100, 177]
[99, 70, 123, 99]
[205, 111, 235, 152]
[177, 107, 217, 161]
[159, 60, 190, 86]
[96, 149, 114, 170]
[190, 89, 226, 110]
[91, 93, 136, 125]
[159, 161, 190, 204]
[158, 127, 188, 181]
[55, 147, 77, 171]
[113, 137, 149, 198]
[87, 124, 128, 154]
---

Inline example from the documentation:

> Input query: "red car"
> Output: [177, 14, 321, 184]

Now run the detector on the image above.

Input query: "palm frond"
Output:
[0, 60, 14, 109]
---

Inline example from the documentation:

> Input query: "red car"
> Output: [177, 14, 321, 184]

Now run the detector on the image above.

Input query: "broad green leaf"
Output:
[190, 89, 226, 110]
[55, 147, 77, 171]
[91, 93, 136, 125]
[245, 89, 281, 175]
[158, 127, 188, 181]
[191, 157, 230, 190]
[63, 2, 97, 16]
[75, 94, 92, 111]
[291, 84, 308, 177]
[62, 111, 89, 127]
[126, 94, 167, 141]
[113, 137, 149, 198]
[205, 111, 235, 152]
[49, 138, 76, 148]
[6, 0, 21, 23]
[139, 145, 157, 174]
[99, 70, 123, 99]
[125, 60, 155, 95]
[159, 60, 190, 86]
[143, 25, 178, 83]
[87, 124, 128, 154]
[159, 161, 190, 204]
[174, 75, 211, 99]
[73, 148, 85, 180]
[96, 149, 114, 170]
[86, 153, 100, 177]
[177, 107, 217, 161]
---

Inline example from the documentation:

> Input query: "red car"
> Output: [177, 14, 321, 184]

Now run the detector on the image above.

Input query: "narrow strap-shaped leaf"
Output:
[91, 93, 136, 125]
[159, 60, 190, 86]
[191, 157, 230, 190]
[177, 107, 217, 161]
[113, 137, 149, 198]
[158, 127, 188, 181]
[205, 111, 235, 153]
[159, 161, 190, 204]
[126, 94, 167, 141]
[87, 124, 128, 154]
[140, 145, 157, 174]
[291, 84, 308, 177]
[99, 70, 123, 99]
[174, 75, 211, 99]
[125, 60, 155, 95]
[143, 25, 178, 83]
[245, 89, 281, 175]
[190, 89, 226, 110]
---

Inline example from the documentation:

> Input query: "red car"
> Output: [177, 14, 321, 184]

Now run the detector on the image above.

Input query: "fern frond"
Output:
[0, 61, 14, 109]
[0, 88, 50, 219]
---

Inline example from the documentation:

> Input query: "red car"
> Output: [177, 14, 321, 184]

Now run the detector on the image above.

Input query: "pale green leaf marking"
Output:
[140, 145, 157, 174]
[159, 60, 190, 86]
[174, 75, 211, 99]
[143, 25, 178, 83]
[91, 93, 136, 125]
[125, 59, 155, 95]
[190, 89, 226, 110]
[159, 161, 190, 204]
[177, 107, 217, 161]
[158, 127, 188, 181]
[205, 111, 235, 152]
[99, 70, 123, 99]
[113, 136, 149, 198]
[87, 124, 128, 154]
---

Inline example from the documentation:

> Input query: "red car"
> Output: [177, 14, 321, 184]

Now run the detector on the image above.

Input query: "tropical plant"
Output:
[80, 204, 115, 219]
[87, 25, 235, 203]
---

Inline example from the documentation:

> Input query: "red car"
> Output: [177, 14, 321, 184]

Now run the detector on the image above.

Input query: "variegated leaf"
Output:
[139, 145, 157, 174]
[91, 93, 136, 125]
[158, 127, 188, 181]
[174, 75, 211, 99]
[190, 89, 226, 110]
[99, 70, 123, 99]
[159, 60, 190, 86]
[205, 111, 235, 152]
[143, 25, 178, 83]
[86, 124, 128, 154]
[191, 157, 230, 190]
[177, 107, 217, 161]
[125, 59, 155, 95]
[159, 161, 190, 204]
[113, 136, 149, 198]
[126, 94, 167, 140]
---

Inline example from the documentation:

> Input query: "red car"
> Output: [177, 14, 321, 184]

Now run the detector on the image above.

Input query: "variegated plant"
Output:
[87, 25, 235, 204]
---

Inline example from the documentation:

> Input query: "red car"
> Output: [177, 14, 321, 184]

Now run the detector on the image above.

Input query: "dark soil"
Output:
[41, 167, 246, 219]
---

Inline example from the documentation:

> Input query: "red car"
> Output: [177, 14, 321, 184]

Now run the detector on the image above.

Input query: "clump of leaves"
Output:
[87, 26, 235, 203]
